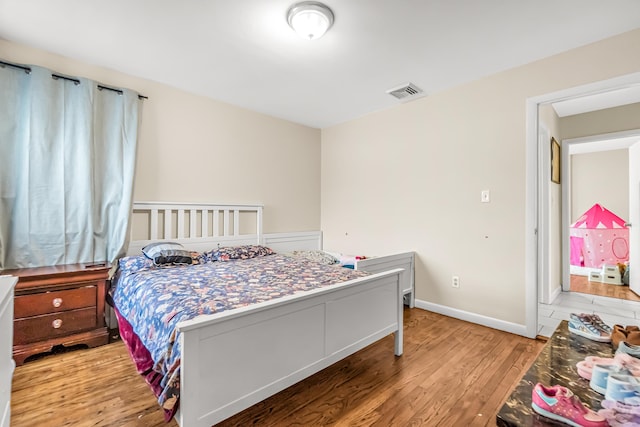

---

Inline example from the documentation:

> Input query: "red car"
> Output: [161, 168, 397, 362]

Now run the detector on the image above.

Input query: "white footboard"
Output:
[175, 269, 403, 427]
[355, 252, 415, 308]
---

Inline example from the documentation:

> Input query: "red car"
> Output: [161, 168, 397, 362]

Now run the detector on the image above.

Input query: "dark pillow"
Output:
[142, 242, 193, 265]
[208, 245, 275, 262]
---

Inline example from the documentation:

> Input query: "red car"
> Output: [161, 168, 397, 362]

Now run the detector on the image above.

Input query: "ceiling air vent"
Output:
[386, 82, 424, 101]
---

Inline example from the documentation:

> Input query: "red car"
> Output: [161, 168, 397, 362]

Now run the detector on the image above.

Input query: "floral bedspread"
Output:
[111, 253, 369, 414]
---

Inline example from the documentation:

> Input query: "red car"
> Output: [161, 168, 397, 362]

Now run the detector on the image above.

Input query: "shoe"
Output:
[578, 357, 617, 380]
[571, 313, 613, 331]
[531, 383, 608, 427]
[577, 360, 593, 380]
[591, 364, 632, 394]
[606, 374, 640, 403]
[578, 358, 617, 381]
[598, 399, 640, 427]
[612, 325, 640, 350]
[569, 320, 612, 343]
[570, 313, 592, 325]
[601, 397, 640, 414]
[589, 314, 614, 335]
[618, 341, 640, 359]
[577, 354, 640, 380]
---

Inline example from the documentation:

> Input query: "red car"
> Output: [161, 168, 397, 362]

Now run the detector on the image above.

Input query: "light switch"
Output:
[481, 190, 490, 203]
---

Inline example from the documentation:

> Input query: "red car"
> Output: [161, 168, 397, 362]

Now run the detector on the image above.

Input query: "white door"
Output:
[629, 141, 640, 295]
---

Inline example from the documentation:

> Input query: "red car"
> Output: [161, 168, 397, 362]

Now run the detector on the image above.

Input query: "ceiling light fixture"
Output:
[287, 1, 334, 40]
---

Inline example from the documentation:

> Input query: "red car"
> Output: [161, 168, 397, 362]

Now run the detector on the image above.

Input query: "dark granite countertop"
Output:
[496, 320, 614, 426]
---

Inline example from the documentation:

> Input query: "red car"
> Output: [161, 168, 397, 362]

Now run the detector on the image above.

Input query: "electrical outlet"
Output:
[452, 276, 460, 288]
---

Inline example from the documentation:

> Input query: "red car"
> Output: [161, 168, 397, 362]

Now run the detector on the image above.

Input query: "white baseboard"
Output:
[414, 299, 528, 337]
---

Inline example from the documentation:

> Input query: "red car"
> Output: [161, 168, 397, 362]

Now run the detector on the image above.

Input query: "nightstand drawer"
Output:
[14, 285, 96, 318]
[13, 308, 97, 345]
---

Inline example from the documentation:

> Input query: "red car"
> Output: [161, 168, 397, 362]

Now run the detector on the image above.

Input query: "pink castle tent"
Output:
[570, 203, 629, 268]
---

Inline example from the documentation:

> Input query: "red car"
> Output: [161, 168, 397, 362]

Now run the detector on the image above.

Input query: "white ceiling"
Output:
[1, 0, 640, 128]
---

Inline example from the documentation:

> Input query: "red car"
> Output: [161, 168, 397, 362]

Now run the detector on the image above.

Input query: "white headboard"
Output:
[127, 202, 264, 255]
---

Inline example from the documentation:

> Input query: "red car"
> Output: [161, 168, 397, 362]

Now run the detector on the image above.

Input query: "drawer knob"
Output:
[52, 298, 63, 308]
[52, 319, 63, 329]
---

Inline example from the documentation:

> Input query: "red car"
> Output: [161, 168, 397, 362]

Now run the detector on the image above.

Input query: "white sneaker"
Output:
[605, 374, 640, 402]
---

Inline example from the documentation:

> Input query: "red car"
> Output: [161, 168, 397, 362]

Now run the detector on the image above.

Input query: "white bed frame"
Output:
[125, 202, 404, 426]
[355, 253, 415, 308]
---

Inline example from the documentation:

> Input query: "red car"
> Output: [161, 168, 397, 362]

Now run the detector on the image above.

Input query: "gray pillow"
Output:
[142, 242, 193, 265]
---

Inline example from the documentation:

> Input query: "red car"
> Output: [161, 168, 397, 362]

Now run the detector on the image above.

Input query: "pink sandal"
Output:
[577, 354, 640, 380]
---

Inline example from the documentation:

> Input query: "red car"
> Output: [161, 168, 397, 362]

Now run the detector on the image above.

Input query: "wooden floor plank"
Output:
[570, 274, 640, 301]
[11, 308, 544, 426]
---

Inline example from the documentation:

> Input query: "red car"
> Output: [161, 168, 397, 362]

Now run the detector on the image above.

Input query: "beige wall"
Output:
[571, 150, 629, 222]
[4, 28, 640, 328]
[321, 29, 640, 325]
[539, 105, 562, 300]
[561, 102, 640, 223]
[0, 39, 321, 234]
[561, 103, 640, 140]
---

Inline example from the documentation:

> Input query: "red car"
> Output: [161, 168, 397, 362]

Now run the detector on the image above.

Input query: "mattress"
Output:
[110, 252, 369, 416]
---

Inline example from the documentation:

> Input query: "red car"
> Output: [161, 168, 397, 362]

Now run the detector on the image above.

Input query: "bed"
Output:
[112, 202, 404, 426]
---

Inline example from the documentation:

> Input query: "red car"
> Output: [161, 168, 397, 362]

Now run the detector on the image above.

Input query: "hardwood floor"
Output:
[11, 309, 545, 426]
[570, 274, 640, 301]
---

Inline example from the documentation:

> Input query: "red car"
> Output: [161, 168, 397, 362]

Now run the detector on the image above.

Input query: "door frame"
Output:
[525, 72, 640, 338]
[537, 123, 552, 305]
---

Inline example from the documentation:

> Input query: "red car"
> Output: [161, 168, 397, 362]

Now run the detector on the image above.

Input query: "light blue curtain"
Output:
[0, 64, 139, 269]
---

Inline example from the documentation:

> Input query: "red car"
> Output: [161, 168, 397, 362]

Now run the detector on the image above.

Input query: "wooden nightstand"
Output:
[1, 263, 110, 365]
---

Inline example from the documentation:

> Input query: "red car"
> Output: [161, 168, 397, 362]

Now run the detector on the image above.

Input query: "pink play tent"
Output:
[570, 203, 629, 268]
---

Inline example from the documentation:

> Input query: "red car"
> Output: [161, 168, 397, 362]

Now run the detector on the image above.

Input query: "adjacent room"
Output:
[2, 1, 640, 426]
[537, 101, 640, 339]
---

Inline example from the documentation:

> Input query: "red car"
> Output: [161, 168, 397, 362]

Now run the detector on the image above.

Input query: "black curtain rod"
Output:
[0, 60, 148, 100]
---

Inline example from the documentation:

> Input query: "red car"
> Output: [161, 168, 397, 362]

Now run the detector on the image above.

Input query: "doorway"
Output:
[524, 72, 640, 338]
[561, 131, 640, 301]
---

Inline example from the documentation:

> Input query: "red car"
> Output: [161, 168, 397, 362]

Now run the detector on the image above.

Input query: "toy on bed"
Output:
[334, 253, 367, 269]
